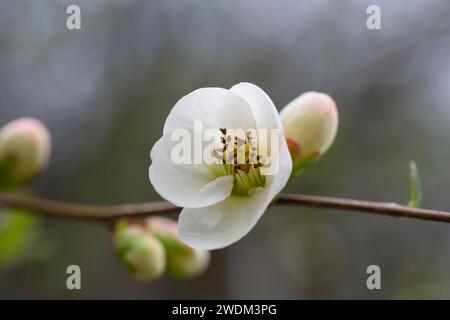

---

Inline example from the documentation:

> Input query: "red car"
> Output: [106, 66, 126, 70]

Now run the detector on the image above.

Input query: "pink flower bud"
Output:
[146, 217, 210, 279]
[0, 118, 51, 187]
[280, 92, 338, 173]
[114, 222, 166, 282]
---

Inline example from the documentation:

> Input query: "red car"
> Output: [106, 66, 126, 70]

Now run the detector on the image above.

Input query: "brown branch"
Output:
[275, 194, 450, 223]
[0, 192, 179, 222]
[1, 192, 450, 224]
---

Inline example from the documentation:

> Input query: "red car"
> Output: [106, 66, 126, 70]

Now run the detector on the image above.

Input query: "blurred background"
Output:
[1, 0, 450, 299]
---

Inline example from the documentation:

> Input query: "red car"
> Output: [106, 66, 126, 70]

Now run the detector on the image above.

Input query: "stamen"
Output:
[214, 128, 266, 197]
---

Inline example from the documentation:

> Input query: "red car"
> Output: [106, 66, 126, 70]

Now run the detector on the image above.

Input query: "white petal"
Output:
[178, 149, 291, 250]
[230, 82, 279, 130]
[163, 87, 256, 134]
[177, 103, 293, 250]
[267, 130, 293, 196]
[178, 187, 273, 250]
[149, 136, 233, 208]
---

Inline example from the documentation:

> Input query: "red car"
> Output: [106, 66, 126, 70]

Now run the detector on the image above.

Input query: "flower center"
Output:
[215, 128, 266, 197]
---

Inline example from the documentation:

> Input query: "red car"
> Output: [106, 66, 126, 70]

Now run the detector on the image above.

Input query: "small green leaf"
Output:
[408, 161, 422, 208]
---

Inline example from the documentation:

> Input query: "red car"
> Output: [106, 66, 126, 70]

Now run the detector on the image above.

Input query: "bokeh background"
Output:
[1, 0, 450, 299]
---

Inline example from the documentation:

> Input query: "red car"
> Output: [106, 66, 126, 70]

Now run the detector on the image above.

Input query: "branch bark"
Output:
[0, 192, 179, 222]
[1, 192, 450, 224]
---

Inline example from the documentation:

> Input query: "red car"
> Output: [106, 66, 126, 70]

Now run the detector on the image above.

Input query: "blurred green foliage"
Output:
[0, 208, 40, 271]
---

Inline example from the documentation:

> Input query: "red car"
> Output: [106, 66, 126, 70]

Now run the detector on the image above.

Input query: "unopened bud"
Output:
[146, 217, 210, 279]
[0, 118, 51, 187]
[280, 92, 338, 173]
[114, 221, 166, 282]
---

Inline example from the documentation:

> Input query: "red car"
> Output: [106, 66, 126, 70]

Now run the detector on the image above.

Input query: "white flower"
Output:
[149, 83, 292, 250]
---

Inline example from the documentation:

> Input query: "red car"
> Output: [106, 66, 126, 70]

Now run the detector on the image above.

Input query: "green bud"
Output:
[114, 221, 166, 282]
[0, 118, 51, 188]
[146, 217, 210, 279]
[280, 92, 338, 174]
